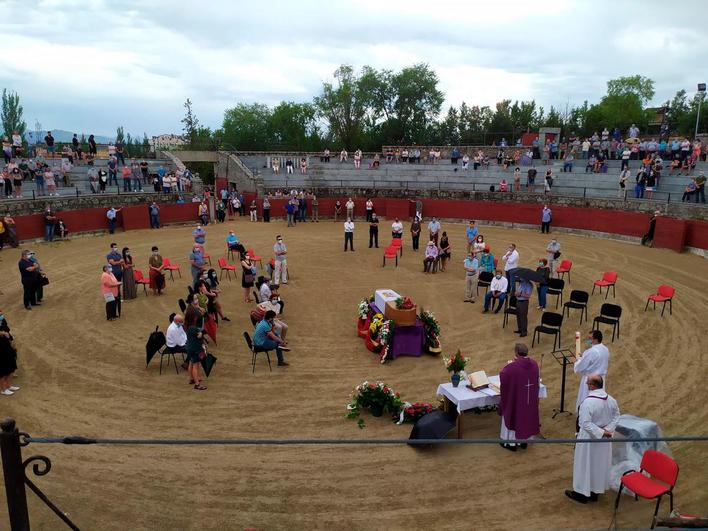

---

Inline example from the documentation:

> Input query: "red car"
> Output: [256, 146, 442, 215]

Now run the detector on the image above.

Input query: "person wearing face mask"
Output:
[121, 247, 137, 300]
[546, 238, 561, 278]
[479, 245, 495, 273]
[473, 234, 485, 254]
[193, 224, 206, 249]
[502, 243, 520, 295]
[536, 258, 551, 310]
[573, 330, 610, 413]
[165, 314, 188, 359]
[0, 316, 19, 396]
[462, 251, 479, 302]
[148, 246, 165, 295]
[483, 269, 508, 313]
[258, 294, 288, 339]
[188, 244, 207, 284]
[106, 243, 124, 282]
[101, 264, 122, 321]
[18, 250, 41, 310]
[273, 235, 288, 285]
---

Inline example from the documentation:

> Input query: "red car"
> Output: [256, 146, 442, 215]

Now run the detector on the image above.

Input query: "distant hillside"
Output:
[26, 130, 114, 144]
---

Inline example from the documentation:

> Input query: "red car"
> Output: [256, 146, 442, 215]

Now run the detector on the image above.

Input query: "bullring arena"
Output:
[1, 180, 707, 529]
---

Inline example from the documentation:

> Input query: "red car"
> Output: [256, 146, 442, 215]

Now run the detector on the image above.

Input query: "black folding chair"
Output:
[547, 278, 565, 309]
[243, 331, 273, 374]
[502, 295, 518, 329]
[592, 303, 622, 342]
[476, 271, 494, 296]
[532, 311, 564, 351]
[178, 298, 187, 313]
[563, 290, 589, 324]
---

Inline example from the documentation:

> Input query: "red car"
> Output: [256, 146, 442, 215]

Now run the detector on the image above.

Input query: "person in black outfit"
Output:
[18, 250, 40, 310]
[641, 211, 660, 246]
[369, 213, 379, 248]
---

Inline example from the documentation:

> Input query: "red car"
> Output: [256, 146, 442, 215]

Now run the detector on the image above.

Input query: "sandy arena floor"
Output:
[1, 215, 706, 530]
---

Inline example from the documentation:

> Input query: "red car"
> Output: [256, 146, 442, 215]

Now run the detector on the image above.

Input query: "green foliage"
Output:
[606, 75, 655, 105]
[222, 103, 274, 150]
[181, 98, 200, 148]
[115, 126, 125, 144]
[1, 89, 26, 140]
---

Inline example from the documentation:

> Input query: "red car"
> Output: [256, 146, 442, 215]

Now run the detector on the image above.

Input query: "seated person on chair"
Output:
[423, 241, 439, 273]
[254, 310, 291, 367]
[258, 294, 288, 339]
[483, 269, 508, 313]
[257, 276, 284, 313]
[165, 314, 188, 355]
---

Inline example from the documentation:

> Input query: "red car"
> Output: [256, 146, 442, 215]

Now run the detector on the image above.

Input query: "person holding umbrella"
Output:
[185, 309, 207, 390]
[512, 268, 543, 337]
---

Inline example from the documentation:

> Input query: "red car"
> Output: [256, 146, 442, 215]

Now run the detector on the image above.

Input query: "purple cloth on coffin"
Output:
[369, 303, 424, 359]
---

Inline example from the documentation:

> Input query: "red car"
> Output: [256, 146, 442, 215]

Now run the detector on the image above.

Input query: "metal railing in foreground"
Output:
[2, 418, 707, 530]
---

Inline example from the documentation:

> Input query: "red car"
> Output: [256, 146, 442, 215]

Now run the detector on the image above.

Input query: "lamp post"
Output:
[696, 83, 706, 138]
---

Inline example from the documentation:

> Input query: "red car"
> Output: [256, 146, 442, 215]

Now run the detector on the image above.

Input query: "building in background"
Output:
[150, 134, 186, 151]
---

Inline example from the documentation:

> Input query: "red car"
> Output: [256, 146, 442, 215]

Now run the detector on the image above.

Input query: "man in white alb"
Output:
[565, 374, 620, 504]
[573, 330, 610, 412]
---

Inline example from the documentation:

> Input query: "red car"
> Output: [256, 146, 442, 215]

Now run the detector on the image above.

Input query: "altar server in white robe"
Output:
[565, 374, 620, 504]
[574, 329, 610, 412]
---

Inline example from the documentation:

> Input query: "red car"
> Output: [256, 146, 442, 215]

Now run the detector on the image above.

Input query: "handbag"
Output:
[553, 251, 561, 259]
[244, 273, 255, 283]
[40, 274, 49, 286]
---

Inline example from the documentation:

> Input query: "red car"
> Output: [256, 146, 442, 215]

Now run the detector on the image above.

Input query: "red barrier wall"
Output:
[8, 196, 708, 252]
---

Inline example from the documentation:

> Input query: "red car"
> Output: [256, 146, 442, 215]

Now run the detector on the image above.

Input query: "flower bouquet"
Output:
[347, 381, 403, 428]
[378, 319, 394, 364]
[395, 296, 415, 310]
[443, 350, 467, 387]
[397, 402, 436, 424]
[419, 308, 442, 355]
[357, 296, 373, 338]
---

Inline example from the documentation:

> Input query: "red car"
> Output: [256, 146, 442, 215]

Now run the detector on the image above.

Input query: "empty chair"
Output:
[592, 303, 622, 342]
[243, 331, 272, 374]
[502, 295, 518, 329]
[546, 278, 565, 308]
[613, 450, 679, 529]
[390, 238, 403, 256]
[532, 311, 564, 351]
[162, 258, 181, 281]
[592, 271, 618, 299]
[476, 271, 494, 296]
[133, 269, 151, 295]
[563, 290, 589, 324]
[645, 285, 675, 317]
[555, 259, 573, 283]
[218, 257, 237, 281]
[382, 246, 398, 267]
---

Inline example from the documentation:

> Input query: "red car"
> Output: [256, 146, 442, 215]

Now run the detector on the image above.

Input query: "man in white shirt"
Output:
[428, 217, 441, 245]
[391, 218, 403, 239]
[483, 269, 508, 313]
[573, 330, 610, 412]
[365, 199, 374, 222]
[258, 294, 288, 339]
[502, 243, 520, 294]
[546, 238, 561, 278]
[344, 218, 355, 251]
[463, 252, 479, 302]
[565, 374, 620, 504]
[345, 198, 355, 220]
[273, 235, 288, 285]
[628, 124, 639, 139]
[165, 314, 187, 356]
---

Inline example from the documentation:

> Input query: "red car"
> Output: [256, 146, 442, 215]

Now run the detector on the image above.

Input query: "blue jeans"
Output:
[256, 338, 284, 362]
[150, 214, 160, 228]
[506, 271, 516, 297]
[133, 177, 142, 190]
[563, 162, 573, 172]
[44, 224, 54, 241]
[484, 292, 506, 311]
[108, 218, 116, 234]
[537, 285, 548, 309]
[108, 170, 118, 186]
[123, 178, 131, 191]
[299, 208, 306, 221]
[635, 184, 644, 198]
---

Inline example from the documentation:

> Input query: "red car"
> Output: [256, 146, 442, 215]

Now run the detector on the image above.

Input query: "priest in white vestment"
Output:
[574, 330, 610, 412]
[566, 374, 620, 504]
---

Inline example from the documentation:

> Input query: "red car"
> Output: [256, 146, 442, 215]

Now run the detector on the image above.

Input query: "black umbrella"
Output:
[512, 267, 544, 283]
[201, 352, 217, 377]
[145, 326, 166, 367]
[408, 410, 456, 446]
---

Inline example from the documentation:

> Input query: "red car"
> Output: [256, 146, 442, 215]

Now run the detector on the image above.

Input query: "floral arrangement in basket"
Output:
[346, 381, 403, 428]
[395, 296, 415, 310]
[358, 296, 373, 319]
[443, 349, 467, 374]
[396, 402, 436, 424]
[369, 313, 385, 335]
[378, 319, 394, 364]
[418, 308, 441, 354]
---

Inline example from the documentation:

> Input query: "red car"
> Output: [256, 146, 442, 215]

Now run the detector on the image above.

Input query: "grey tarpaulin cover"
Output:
[610, 414, 671, 493]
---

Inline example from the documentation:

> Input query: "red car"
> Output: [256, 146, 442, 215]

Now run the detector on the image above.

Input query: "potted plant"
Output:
[347, 381, 403, 427]
[443, 350, 467, 387]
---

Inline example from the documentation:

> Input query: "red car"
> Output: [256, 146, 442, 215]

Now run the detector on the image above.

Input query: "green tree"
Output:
[314, 65, 370, 150]
[181, 98, 200, 148]
[388, 64, 444, 144]
[116, 126, 125, 144]
[221, 103, 273, 150]
[271, 101, 320, 151]
[606, 75, 655, 105]
[1, 89, 26, 139]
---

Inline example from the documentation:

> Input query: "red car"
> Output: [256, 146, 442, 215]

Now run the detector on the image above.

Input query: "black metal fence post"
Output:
[1, 418, 30, 531]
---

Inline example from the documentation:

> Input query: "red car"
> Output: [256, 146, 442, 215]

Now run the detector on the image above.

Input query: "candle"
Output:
[575, 331, 581, 356]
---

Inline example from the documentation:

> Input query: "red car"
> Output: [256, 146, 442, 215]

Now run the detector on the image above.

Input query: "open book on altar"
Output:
[466, 370, 490, 391]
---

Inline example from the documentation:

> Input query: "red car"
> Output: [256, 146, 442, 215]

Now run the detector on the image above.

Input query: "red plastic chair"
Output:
[382, 246, 398, 267]
[390, 238, 403, 256]
[555, 259, 573, 283]
[592, 271, 617, 299]
[202, 252, 212, 266]
[246, 248, 263, 270]
[645, 285, 675, 316]
[493, 257, 498, 269]
[218, 257, 237, 281]
[162, 258, 181, 281]
[133, 269, 151, 295]
[613, 450, 679, 529]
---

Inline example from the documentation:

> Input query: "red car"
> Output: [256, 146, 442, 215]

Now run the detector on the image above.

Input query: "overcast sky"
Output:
[1, 0, 705, 138]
